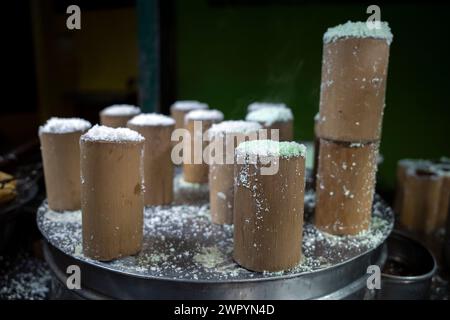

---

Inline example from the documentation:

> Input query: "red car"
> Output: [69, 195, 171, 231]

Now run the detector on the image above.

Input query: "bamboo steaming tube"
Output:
[233, 140, 306, 272]
[128, 114, 175, 206]
[315, 140, 378, 235]
[100, 104, 141, 128]
[207, 121, 262, 224]
[183, 109, 224, 183]
[170, 100, 208, 131]
[80, 125, 145, 261]
[39, 117, 92, 211]
[317, 21, 393, 142]
[246, 106, 294, 141]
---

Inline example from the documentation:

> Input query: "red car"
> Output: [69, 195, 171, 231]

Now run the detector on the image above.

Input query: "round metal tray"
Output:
[38, 170, 393, 299]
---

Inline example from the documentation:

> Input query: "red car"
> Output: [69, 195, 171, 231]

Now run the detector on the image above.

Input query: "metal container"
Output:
[38, 169, 394, 300]
[377, 231, 437, 300]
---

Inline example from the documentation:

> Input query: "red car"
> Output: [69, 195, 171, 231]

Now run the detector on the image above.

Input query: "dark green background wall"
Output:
[174, 1, 450, 190]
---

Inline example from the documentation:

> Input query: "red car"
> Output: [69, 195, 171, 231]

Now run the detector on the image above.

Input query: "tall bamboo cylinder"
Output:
[233, 140, 306, 272]
[315, 139, 378, 235]
[399, 166, 443, 234]
[100, 104, 141, 128]
[183, 109, 224, 183]
[207, 121, 262, 224]
[317, 21, 393, 142]
[39, 118, 92, 211]
[81, 125, 145, 261]
[128, 113, 175, 206]
[246, 107, 294, 141]
[170, 100, 208, 131]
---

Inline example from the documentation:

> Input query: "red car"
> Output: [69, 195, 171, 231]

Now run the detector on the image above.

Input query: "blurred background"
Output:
[2, 0, 449, 194]
[0, 0, 449, 300]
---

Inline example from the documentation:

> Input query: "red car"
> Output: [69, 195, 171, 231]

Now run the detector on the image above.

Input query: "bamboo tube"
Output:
[247, 102, 287, 113]
[128, 114, 175, 206]
[400, 166, 443, 234]
[100, 104, 141, 128]
[393, 159, 431, 215]
[207, 121, 262, 224]
[317, 21, 393, 142]
[233, 140, 306, 272]
[170, 100, 208, 131]
[315, 139, 378, 235]
[39, 118, 91, 211]
[246, 107, 294, 141]
[80, 125, 145, 261]
[435, 164, 450, 229]
[183, 109, 224, 183]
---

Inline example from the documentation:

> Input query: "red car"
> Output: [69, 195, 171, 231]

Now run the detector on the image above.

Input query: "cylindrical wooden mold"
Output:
[247, 102, 287, 113]
[183, 110, 223, 184]
[315, 139, 378, 235]
[170, 100, 208, 131]
[437, 165, 450, 229]
[80, 126, 145, 261]
[39, 118, 91, 211]
[393, 159, 431, 215]
[100, 105, 141, 128]
[128, 114, 175, 206]
[246, 107, 294, 141]
[208, 121, 262, 224]
[233, 140, 306, 272]
[317, 22, 392, 142]
[399, 166, 443, 234]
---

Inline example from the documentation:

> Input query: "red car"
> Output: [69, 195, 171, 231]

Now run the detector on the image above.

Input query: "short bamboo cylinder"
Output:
[170, 100, 208, 131]
[183, 110, 223, 183]
[80, 127, 144, 261]
[246, 107, 294, 141]
[315, 139, 378, 235]
[399, 167, 443, 234]
[39, 118, 91, 211]
[208, 121, 262, 224]
[100, 105, 141, 128]
[128, 114, 175, 206]
[233, 141, 306, 272]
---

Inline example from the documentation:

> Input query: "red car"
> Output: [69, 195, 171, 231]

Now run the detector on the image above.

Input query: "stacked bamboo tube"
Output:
[233, 140, 306, 272]
[39, 118, 92, 211]
[315, 21, 393, 235]
[100, 104, 141, 128]
[395, 159, 450, 234]
[183, 109, 224, 183]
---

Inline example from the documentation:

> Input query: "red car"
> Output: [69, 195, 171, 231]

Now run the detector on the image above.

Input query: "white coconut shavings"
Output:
[323, 21, 393, 45]
[236, 140, 306, 159]
[247, 102, 287, 113]
[100, 104, 141, 116]
[39, 117, 92, 135]
[171, 100, 209, 111]
[207, 120, 262, 138]
[246, 107, 293, 126]
[128, 113, 175, 127]
[81, 125, 144, 143]
[185, 109, 224, 123]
